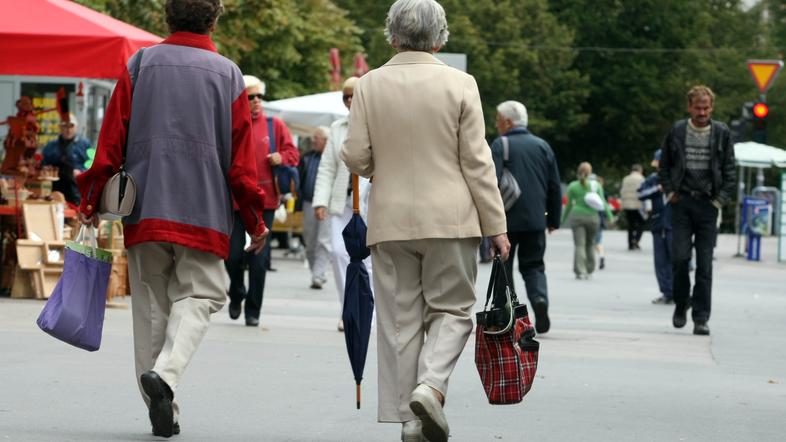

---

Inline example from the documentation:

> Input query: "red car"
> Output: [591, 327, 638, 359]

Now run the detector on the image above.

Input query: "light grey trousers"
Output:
[371, 237, 479, 422]
[127, 242, 226, 422]
[301, 201, 332, 283]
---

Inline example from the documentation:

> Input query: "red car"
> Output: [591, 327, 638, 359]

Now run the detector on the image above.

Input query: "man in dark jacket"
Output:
[491, 100, 562, 334]
[638, 149, 673, 305]
[659, 85, 735, 336]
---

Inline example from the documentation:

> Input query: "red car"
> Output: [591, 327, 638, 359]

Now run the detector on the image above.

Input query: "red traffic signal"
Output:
[753, 102, 769, 119]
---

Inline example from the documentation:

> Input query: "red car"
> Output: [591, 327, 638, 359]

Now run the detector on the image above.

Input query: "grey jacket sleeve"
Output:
[716, 127, 736, 206]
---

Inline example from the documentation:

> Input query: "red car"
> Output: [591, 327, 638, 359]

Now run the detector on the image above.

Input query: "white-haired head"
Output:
[243, 75, 266, 95]
[384, 0, 449, 52]
[496, 101, 528, 128]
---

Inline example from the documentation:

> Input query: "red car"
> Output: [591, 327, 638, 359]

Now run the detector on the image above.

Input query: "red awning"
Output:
[0, 0, 162, 79]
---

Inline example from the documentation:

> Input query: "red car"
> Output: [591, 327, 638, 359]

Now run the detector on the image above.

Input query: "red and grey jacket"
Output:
[77, 32, 266, 259]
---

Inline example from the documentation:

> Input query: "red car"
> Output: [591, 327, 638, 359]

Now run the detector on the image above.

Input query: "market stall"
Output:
[0, 0, 161, 299]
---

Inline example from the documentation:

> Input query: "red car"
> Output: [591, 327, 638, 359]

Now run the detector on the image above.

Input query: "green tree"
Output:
[551, 0, 771, 184]
[75, 0, 362, 98]
[335, 0, 590, 164]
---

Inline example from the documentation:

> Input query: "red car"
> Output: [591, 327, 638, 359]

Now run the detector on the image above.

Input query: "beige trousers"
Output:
[127, 242, 226, 421]
[371, 238, 479, 423]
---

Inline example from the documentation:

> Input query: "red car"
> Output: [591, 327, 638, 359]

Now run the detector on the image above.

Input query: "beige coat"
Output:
[620, 171, 645, 210]
[340, 51, 506, 246]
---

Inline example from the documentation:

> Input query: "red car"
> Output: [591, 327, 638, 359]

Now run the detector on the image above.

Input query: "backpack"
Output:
[583, 180, 605, 212]
[499, 137, 522, 211]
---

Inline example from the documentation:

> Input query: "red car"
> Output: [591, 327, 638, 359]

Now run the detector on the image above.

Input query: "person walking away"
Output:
[490, 100, 561, 334]
[341, 1, 510, 440]
[299, 127, 332, 289]
[620, 164, 646, 250]
[562, 162, 614, 279]
[638, 149, 673, 304]
[312, 77, 373, 332]
[40, 113, 91, 205]
[659, 85, 735, 336]
[224, 75, 299, 327]
[76, 0, 269, 436]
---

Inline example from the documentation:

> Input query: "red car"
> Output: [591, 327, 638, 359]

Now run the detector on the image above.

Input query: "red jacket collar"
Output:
[162, 32, 217, 52]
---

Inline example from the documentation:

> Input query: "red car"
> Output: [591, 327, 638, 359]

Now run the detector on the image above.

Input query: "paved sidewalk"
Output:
[0, 231, 784, 441]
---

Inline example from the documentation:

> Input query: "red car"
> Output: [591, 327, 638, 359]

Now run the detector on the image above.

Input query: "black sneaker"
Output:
[693, 322, 710, 335]
[533, 298, 550, 334]
[599, 257, 605, 270]
[672, 305, 688, 328]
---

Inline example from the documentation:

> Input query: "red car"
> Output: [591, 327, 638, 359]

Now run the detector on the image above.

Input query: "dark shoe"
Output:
[174, 422, 180, 435]
[672, 305, 688, 328]
[245, 317, 260, 327]
[310, 280, 323, 290]
[533, 299, 550, 334]
[228, 301, 241, 320]
[652, 295, 673, 305]
[599, 257, 605, 270]
[140, 371, 174, 438]
[693, 322, 710, 335]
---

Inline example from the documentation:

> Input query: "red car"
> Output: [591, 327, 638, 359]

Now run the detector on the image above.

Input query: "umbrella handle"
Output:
[352, 174, 360, 215]
[356, 382, 361, 409]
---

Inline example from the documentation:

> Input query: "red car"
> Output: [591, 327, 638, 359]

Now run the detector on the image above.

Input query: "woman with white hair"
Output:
[341, 1, 510, 441]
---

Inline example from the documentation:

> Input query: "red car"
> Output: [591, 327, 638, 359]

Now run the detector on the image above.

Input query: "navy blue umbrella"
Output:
[342, 174, 374, 409]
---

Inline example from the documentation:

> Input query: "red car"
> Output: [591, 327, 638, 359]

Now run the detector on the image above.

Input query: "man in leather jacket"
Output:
[658, 85, 735, 336]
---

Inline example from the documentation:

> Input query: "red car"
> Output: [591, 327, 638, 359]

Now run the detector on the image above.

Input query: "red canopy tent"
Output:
[0, 0, 162, 79]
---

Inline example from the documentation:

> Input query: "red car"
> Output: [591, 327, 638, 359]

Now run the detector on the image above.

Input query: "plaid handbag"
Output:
[475, 256, 540, 405]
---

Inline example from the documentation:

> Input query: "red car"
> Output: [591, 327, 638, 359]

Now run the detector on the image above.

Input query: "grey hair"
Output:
[384, 0, 449, 52]
[496, 101, 528, 128]
[314, 126, 329, 138]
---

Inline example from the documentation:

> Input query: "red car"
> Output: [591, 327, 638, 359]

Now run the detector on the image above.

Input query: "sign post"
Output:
[780, 172, 786, 263]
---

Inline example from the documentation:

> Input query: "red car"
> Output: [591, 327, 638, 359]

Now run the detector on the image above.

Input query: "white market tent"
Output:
[734, 141, 786, 168]
[264, 91, 348, 136]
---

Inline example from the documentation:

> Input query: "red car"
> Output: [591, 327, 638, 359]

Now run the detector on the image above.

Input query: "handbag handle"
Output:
[481, 255, 517, 335]
[74, 225, 99, 253]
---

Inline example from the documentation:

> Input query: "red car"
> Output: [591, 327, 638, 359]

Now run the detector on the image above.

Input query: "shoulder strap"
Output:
[122, 47, 145, 169]
[267, 117, 276, 153]
[502, 136, 510, 163]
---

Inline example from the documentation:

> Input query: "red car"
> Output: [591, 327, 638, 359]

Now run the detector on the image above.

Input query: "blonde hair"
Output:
[687, 85, 715, 105]
[342, 77, 358, 90]
[577, 162, 592, 186]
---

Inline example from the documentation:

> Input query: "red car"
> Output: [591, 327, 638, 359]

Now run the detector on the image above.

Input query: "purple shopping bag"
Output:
[36, 226, 112, 351]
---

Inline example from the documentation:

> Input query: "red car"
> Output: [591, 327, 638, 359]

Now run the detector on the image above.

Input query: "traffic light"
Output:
[751, 100, 768, 143]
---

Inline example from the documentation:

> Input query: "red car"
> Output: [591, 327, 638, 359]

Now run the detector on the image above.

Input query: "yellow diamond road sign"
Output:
[747, 59, 784, 93]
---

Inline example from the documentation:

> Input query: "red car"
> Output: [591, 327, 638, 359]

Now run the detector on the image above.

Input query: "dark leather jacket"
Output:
[658, 119, 736, 206]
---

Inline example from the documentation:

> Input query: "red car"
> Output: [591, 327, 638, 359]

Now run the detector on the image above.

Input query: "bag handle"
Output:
[502, 137, 510, 164]
[481, 256, 519, 335]
[74, 225, 99, 252]
[267, 117, 277, 153]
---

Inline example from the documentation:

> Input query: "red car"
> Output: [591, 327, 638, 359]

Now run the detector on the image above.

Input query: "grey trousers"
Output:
[570, 214, 600, 276]
[301, 201, 331, 283]
[371, 237, 479, 422]
[128, 242, 226, 422]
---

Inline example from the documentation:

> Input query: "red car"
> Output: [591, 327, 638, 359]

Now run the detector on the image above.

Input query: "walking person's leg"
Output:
[691, 199, 718, 330]
[301, 201, 319, 275]
[572, 218, 588, 277]
[370, 240, 423, 424]
[625, 210, 636, 249]
[517, 231, 550, 333]
[128, 242, 181, 434]
[652, 230, 672, 303]
[244, 209, 276, 325]
[312, 207, 332, 286]
[414, 237, 478, 442]
[329, 204, 354, 328]
[634, 211, 645, 247]
[224, 213, 247, 319]
[671, 198, 693, 328]
[585, 218, 600, 275]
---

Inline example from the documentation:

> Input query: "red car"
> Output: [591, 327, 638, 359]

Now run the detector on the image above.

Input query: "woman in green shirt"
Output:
[562, 162, 614, 279]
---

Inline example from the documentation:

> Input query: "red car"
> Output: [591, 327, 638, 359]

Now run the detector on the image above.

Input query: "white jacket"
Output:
[313, 117, 370, 217]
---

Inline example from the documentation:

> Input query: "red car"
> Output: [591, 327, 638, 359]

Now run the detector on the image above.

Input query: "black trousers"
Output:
[503, 230, 549, 307]
[671, 194, 717, 322]
[625, 209, 645, 248]
[225, 209, 276, 320]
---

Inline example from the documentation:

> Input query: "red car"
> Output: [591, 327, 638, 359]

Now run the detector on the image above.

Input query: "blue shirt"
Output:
[41, 136, 91, 204]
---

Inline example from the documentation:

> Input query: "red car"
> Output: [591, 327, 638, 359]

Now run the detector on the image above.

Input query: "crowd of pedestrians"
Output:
[71, 0, 735, 440]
